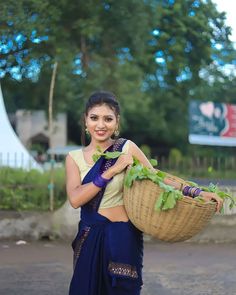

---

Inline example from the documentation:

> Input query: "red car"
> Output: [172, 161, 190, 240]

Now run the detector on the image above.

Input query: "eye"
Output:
[105, 117, 114, 122]
[90, 116, 98, 121]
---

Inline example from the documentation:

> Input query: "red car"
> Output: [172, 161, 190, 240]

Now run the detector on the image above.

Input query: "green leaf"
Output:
[104, 151, 123, 159]
[156, 170, 166, 179]
[155, 193, 164, 211]
[150, 159, 158, 166]
[92, 153, 101, 162]
[124, 157, 235, 213]
[162, 192, 177, 210]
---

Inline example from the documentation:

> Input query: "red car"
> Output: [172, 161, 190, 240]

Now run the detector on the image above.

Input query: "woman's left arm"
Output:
[198, 191, 223, 212]
[128, 141, 153, 169]
[129, 141, 223, 212]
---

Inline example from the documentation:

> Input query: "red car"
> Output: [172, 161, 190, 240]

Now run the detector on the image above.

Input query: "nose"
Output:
[97, 119, 105, 128]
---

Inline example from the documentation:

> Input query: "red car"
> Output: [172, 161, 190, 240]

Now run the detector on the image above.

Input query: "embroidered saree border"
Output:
[108, 261, 138, 279]
[73, 226, 91, 269]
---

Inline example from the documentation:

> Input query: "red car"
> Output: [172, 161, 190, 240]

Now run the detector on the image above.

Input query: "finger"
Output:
[211, 198, 219, 212]
[214, 201, 219, 212]
[217, 200, 222, 212]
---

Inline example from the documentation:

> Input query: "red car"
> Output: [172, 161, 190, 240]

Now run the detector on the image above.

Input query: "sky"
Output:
[213, 0, 236, 43]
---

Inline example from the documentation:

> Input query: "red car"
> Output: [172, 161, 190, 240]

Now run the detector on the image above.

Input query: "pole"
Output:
[48, 62, 58, 211]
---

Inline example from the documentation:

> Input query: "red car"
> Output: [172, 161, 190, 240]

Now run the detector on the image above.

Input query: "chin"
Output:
[94, 135, 111, 142]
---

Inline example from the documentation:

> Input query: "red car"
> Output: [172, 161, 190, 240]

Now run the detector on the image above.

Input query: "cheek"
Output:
[86, 118, 95, 127]
[108, 122, 117, 130]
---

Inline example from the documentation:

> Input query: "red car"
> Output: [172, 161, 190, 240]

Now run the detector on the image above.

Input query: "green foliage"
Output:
[140, 144, 152, 159]
[200, 182, 236, 211]
[92, 146, 124, 163]
[124, 158, 235, 212]
[169, 148, 183, 164]
[1, 0, 235, 153]
[0, 167, 66, 210]
[124, 158, 183, 211]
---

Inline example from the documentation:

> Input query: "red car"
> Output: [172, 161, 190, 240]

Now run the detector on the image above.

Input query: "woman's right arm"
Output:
[66, 154, 102, 208]
[66, 152, 133, 208]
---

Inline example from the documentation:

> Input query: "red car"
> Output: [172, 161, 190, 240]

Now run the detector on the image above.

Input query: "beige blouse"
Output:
[69, 140, 130, 209]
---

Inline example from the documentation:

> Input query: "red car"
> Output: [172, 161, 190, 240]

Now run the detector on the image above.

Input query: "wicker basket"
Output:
[123, 173, 216, 242]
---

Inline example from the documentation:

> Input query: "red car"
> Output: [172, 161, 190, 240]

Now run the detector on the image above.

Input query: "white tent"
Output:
[0, 83, 42, 170]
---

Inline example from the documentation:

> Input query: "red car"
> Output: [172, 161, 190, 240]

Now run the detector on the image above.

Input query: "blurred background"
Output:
[0, 0, 235, 212]
[1, 1, 236, 294]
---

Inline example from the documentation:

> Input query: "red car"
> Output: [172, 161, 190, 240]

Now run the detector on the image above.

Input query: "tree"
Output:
[1, 0, 235, 154]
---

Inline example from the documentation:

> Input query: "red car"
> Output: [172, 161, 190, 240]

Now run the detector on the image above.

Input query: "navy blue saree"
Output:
[69, 138, 143, 295]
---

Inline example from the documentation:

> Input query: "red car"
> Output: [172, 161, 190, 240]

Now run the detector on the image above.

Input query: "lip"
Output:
[95, 130, 107, 136]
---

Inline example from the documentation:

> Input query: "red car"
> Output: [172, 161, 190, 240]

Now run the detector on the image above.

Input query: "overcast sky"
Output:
[213, 0, 236, 42]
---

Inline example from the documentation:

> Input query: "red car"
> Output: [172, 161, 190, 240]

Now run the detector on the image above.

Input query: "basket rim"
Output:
[124, 176, 217, 210]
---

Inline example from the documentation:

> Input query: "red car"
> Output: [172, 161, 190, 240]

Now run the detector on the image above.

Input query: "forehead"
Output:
[87, 104, 116, 116]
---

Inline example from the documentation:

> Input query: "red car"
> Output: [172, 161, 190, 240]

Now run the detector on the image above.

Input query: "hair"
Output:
[81, 91, 121, 145]
[85, 91, 120, 116]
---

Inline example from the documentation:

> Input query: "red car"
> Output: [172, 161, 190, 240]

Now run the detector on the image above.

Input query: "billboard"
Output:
[189, 100, 236, 146]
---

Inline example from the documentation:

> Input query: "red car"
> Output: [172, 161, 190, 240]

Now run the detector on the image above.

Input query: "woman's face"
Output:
[85, 103, 119, 143]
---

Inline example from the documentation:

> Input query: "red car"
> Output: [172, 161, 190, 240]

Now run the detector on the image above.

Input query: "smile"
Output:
[95, 130, 107, 135]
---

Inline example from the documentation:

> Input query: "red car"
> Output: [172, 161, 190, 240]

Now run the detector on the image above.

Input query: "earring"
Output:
[114, 129, 120, 137]
[85, 128, 90, 136]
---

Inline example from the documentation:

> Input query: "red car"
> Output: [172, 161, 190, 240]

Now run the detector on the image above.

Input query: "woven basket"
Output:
[123, 173, 216, 242]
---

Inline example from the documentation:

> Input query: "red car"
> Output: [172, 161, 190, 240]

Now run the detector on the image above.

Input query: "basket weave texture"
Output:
[123, 174, 216, 242]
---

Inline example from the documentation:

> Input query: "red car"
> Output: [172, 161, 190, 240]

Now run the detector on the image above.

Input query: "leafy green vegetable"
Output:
[125, 158, 183, 211]
[150, 158, 158, 167]
[92, 146, 124, 162]
[124, 158, 236, 212]
[92, 147, 236, 212]
[199, 182, 236, 211]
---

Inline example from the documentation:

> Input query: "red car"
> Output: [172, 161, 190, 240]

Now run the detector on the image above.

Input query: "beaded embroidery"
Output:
[73, 226, 90, 269]
[108, 261, 138, 279]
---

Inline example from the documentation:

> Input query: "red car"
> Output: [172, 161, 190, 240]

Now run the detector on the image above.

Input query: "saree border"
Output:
[108, 261, 138, 279]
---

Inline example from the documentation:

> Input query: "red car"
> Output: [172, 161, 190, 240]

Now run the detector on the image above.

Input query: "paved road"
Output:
[0, 240, 236, 295]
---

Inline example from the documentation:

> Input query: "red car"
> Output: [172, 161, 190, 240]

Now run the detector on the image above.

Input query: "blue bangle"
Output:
[192, 188, 202, 198]
[182, 186, 202, 198]
[93, 174, 113, 188]
[182, 186, 192, 196]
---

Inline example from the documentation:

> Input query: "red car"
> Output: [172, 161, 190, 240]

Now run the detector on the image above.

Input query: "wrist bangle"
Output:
[182, 185, 192, 196]
[192, 187, 202, 198]
[93, 174, 113, 188]
[182, 185, 202, 198]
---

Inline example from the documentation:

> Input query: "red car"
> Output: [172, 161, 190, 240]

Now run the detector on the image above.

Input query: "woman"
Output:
[66, 91, 223, 295]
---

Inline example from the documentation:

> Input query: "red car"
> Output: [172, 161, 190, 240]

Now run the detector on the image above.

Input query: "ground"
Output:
[0, 240, 236, 295]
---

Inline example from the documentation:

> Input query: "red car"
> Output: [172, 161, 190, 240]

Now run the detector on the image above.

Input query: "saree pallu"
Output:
[69, 139, 143, 295]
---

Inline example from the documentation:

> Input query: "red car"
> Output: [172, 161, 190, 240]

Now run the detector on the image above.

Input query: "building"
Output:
[14, 110, 67, 152]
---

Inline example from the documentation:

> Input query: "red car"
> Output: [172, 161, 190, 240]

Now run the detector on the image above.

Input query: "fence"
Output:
[0, 154, 236, 214]
[0, 152, 42, 170]
[156, 156, 236, 181]
[1, 153, 236, 174]
[0, 165, 66, 211]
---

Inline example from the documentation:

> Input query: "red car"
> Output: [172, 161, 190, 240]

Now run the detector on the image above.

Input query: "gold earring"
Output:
[114, 129, 119, 137]
[85, 128, 90, 135]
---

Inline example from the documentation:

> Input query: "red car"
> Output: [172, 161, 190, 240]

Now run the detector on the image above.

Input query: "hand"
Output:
[102, 154, 133, 179]
[111, 154, 133, 175]
[200, 191, 224, 213]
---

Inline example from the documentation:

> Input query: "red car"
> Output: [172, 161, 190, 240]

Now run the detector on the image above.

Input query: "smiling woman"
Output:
[65, 91, 152, 295]
[65, 90, 223, 295]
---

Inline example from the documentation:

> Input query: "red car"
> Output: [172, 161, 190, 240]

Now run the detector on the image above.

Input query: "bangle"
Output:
[192, 187, 202, 198]
[182, 185, 202, 198]
[182, 186, 192, 196]
[93, 174, 113, 188]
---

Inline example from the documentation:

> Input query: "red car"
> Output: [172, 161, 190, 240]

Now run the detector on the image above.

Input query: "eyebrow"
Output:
[89, 114, 115, 117]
